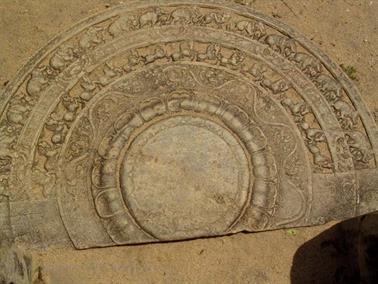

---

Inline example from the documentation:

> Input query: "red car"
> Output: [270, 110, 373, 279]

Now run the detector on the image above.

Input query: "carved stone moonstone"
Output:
[120, 116, 250, 240]
[1, 0, 378, 249]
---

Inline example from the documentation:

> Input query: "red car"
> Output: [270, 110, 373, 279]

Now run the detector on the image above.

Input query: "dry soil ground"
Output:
[0, 0, 377, 283]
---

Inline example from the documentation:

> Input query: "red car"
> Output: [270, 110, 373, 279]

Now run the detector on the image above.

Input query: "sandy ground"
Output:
[0, 0, 377, 283]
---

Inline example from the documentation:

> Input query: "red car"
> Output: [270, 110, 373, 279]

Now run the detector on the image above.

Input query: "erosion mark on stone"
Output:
[0, 0, 377, 249]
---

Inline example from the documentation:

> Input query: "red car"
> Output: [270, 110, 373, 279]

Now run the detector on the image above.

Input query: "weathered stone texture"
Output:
[0, 0, 377, 249]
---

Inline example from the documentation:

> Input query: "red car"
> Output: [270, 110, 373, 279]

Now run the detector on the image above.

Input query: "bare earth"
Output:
[0, 1, 377, 283]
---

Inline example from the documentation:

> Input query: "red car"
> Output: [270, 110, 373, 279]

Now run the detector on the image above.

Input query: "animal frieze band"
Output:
[0, 0, 377, 249]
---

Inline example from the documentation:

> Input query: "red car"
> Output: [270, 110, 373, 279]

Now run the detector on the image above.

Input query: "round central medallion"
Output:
[120, 115, 251, 240]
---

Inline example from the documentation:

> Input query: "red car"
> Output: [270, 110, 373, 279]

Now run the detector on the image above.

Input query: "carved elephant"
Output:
[236, 21, 266, 39]
[307, 142, 333, 169]
[314, 74, 342, 101]
[49, 46, 75, 71]
[79, 26, 103, 49]
[264, 34, 297, 56]
[281, 98, 309, 119]
[290, 52, 322, 76]
[246, 63, 267, 81]
[301, 122, 326, 143]
[6, 104, 28, 124]
[0, 156, 11, 175]
[108, 16, 129, 36]
[170, 7, 201, 24]
[171, 42, 196, 61]
[201, 12, 230, 26]
[197, 44, 221, 61]
[26, 68, 48, 97]
[139, 10, 160, 27]
[333, 100, 358, 129]
[143, 46, 166, 64]
[218, 51, 245, 68]
[262, 78, 290, 94]
[346, 131, 373, 163]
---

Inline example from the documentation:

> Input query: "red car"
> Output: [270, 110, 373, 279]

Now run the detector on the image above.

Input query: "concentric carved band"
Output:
[92, 93, 277, 242]
[1, 0, 376, 249]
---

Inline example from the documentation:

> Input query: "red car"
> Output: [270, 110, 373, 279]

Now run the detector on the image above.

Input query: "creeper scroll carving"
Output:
[0, 0, 377, 249]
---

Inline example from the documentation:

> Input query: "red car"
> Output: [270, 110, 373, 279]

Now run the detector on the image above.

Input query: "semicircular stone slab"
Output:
[0, 0, 378, 249]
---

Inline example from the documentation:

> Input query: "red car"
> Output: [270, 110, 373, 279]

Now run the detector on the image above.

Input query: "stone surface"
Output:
[121, 115, 250, 240]
[0, 0, 377, 251]
[0, 244, 32, 284]
[1, 1, 376, 283]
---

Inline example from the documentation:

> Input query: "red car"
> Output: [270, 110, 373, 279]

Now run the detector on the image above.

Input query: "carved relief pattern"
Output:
[0, 0, 376, 247]
[35, 41, 334, 175]
[91, 93, 278, 242]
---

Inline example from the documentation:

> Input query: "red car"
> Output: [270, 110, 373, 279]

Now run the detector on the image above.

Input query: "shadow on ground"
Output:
[291, 213, 378, 284]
